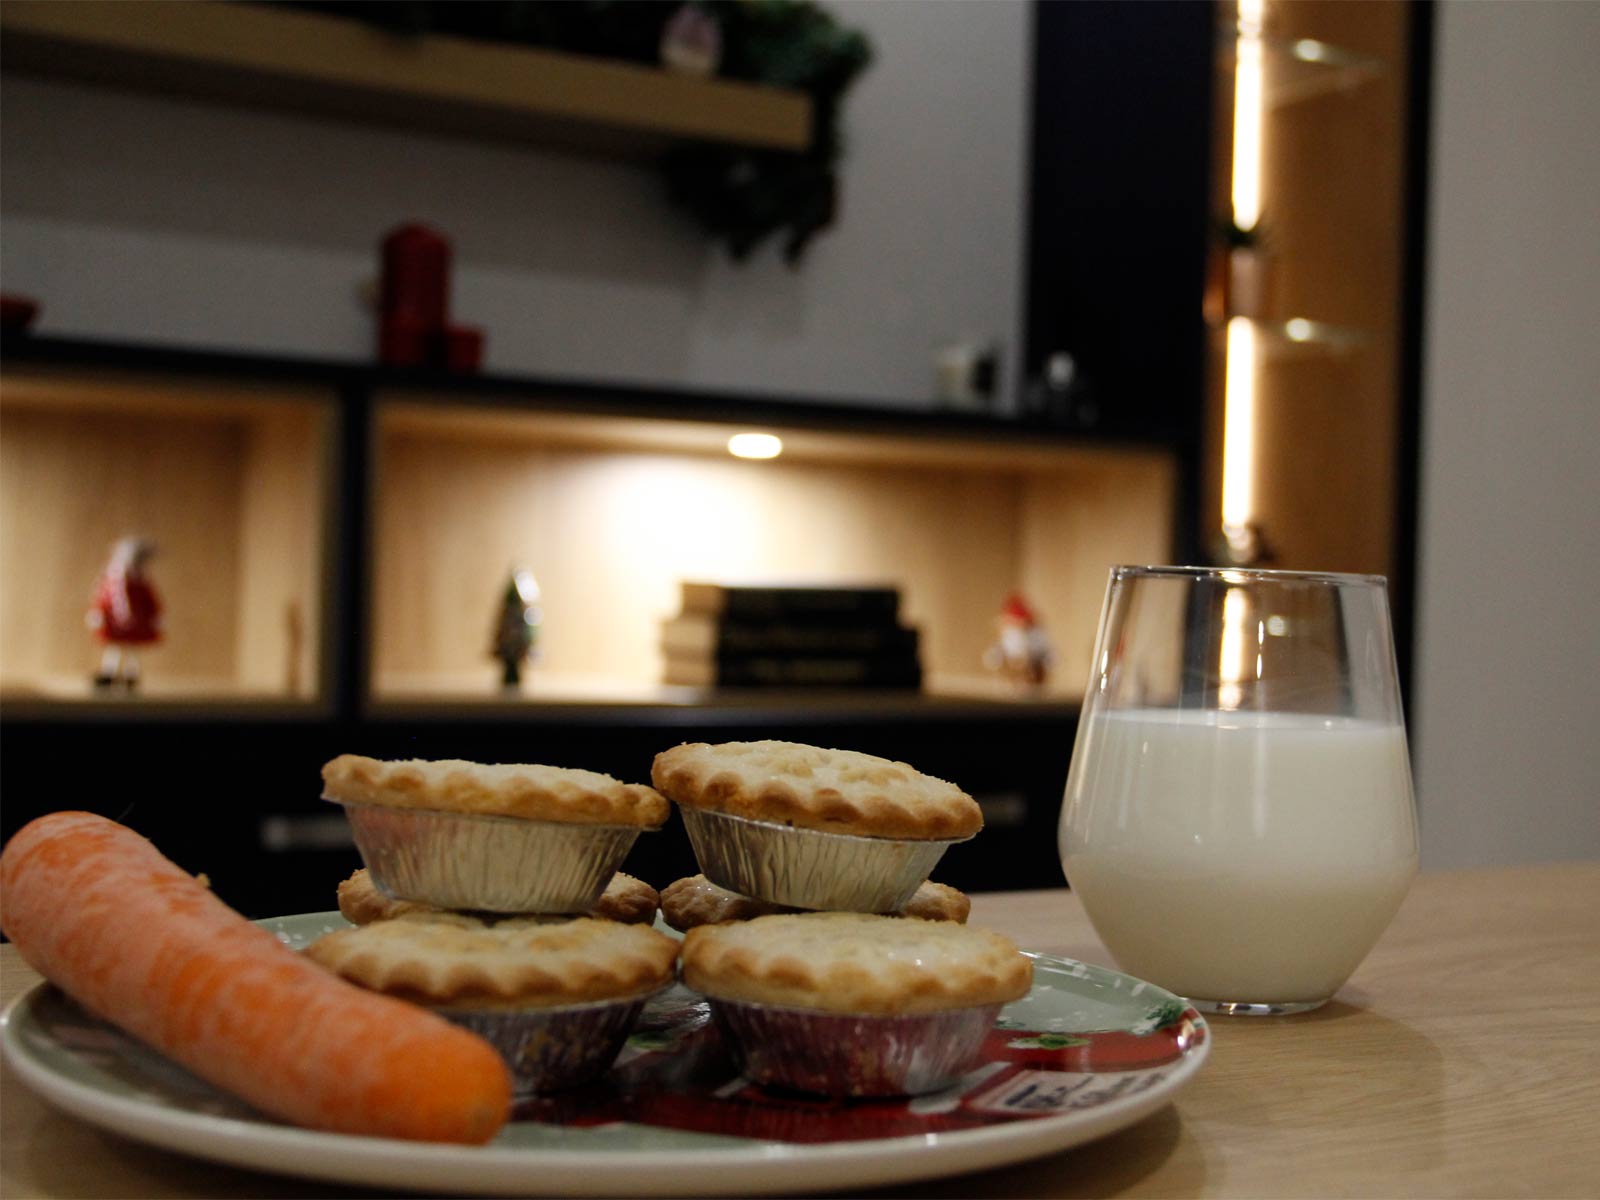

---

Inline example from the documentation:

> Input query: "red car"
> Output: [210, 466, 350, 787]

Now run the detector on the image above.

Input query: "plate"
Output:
[2, 913, 1209, 1197]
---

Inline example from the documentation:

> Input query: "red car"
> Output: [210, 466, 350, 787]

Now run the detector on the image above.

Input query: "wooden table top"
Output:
[3, 861, 1597, 1198]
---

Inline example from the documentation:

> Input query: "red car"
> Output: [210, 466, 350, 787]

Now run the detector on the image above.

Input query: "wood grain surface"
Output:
[370, 410, 1174, 698]
[3, 863, 1597, 1197]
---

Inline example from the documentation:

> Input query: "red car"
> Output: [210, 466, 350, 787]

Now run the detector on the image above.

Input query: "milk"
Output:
[1059, 708, 1418, 1004]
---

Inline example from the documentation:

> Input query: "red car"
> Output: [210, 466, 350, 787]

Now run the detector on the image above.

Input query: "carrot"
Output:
[0, 811, 511, 1144]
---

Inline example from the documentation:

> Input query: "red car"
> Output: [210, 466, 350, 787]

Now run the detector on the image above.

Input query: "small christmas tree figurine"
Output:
[490, 567, 542, 689]
[983, 592, 1053, 691]
[87, 535, 162, 690]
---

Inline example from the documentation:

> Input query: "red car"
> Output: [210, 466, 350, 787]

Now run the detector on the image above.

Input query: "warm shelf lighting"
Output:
[1293, 37, 1332, 64]
[1221, 316, 1258, 538]
[728, 432, 782, 459]
[1221, 0, 1266, 560]
[1231, 0, 1267, 233]
[1285, 317, 1313, 342]
[1218, 585, 1252, 710]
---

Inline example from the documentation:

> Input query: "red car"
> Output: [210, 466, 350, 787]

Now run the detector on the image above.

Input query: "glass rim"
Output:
[1110, 564, 1388, 588]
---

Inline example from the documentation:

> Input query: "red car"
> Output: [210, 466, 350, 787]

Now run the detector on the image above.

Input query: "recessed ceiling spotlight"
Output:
[728, 432, 783, 459]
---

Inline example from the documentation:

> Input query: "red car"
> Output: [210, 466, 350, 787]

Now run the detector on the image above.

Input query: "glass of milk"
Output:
[1059, 566, 1418, 1015]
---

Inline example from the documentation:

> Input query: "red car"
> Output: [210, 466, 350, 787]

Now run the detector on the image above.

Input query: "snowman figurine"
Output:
[87, 535, 162, 690]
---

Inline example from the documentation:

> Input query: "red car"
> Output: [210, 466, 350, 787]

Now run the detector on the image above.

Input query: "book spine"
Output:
[665, 656, 923, 689]
[681, 585, 901, 622]
[663, 621, 920, 657]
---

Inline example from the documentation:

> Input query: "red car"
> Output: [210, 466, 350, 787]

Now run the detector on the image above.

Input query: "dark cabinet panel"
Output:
[1024, 0, 1215, 461]
[2, 711, 1078, 919]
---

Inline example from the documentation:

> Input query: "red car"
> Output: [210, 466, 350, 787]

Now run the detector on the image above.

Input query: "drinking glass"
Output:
[1058, 566, 1418, 1015]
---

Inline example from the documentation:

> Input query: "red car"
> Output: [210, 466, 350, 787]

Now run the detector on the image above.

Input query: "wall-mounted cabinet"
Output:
[369, 398, 1175, 711]
[1023, 2, 1215, 444]
[0, 337, 1193, 914]
[1205, 0, 1420, 582]
[1, 344, 1181, 718]
[1026, 1, 1425, 695]
[0, 367, 335, 713]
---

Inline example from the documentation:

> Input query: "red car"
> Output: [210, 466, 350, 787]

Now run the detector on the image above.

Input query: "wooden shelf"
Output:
[1207, 315, 1370, 361]
[367, 670, 1081, 728]
[0, 341, 1185, 722]
[0, 676, 328, 721]
[371, 669, 1082, 708]
[1206, 2, 1411, 579]
[1215, 30, 1384, 111]
[0, 0, 812, 158]
[0, 368, 337, 708]
[378, 398, 1174, 474]
[370, 396, 1176, 709]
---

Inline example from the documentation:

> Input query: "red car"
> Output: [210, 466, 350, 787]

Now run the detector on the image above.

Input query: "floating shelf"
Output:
[0, 0, 812, 158]
[1216, 31, 1384, 110]
[0, 367, 337, 713]
[1209, 315, 1370, 359]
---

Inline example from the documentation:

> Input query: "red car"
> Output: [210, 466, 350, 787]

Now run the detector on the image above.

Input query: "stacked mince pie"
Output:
[303, 742, 1033, 1098]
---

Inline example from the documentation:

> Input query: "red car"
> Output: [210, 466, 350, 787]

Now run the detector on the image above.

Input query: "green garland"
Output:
[293, 1, 873, 263]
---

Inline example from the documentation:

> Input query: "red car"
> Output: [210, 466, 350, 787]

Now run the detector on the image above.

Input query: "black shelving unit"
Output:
[1, 2, 1431, 916]
[0, 334, 1189, 916]
[1023, 0, 1216, 569]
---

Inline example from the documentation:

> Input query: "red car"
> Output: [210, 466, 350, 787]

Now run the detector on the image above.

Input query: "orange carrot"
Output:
[0, 811, 511, 1144]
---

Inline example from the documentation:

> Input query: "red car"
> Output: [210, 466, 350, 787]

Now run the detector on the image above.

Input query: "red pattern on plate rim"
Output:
[511, 996, 1206, 1144]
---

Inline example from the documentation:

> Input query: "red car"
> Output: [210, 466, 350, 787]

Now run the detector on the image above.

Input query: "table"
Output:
[4, 862, 1598, 1197]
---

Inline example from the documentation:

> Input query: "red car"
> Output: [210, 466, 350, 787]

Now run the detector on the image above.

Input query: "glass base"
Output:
[1188, 997, 1329, 1017]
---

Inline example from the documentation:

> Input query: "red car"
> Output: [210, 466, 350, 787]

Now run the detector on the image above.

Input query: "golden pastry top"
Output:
[322, 755, 668, 828]
[305, 913, 679, 1010]
[652, 740, 981, 840]
[337, 867, 659, 926]
[681, 912, 1031, 1015]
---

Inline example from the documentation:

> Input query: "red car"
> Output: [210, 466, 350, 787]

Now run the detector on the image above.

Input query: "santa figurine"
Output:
[87, 535, 162, 689]
[983, 592, 1053, 691]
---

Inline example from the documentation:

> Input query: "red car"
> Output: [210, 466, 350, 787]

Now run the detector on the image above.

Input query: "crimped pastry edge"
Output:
[660, 874, 970, 932]
[304, 913, 680, 1009]
[680, 912, 1032, 1015]
[337, 867, 660, 926]
[591, 872, 662, 925]
[651, 740, 983, 840]
[322, 754, 669, 828]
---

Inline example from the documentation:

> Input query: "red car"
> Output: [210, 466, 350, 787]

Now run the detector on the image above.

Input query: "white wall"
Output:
[1412, 0, 1600, 868]
[0, 1, 1029, 409]
[7, 1, 1595, 869]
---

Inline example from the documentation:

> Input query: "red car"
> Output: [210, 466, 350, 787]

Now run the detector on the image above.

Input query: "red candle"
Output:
[380, 224, 450, 330]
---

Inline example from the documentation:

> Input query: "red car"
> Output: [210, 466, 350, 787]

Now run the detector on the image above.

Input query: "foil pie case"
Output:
[331, 799, 643, 914]
[707, 997, 1003, 1097]
[680, 807, 966, 912]
[442, 987, 666, 1097]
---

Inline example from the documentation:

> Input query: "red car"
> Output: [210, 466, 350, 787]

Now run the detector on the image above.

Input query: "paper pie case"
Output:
[332, 800, 644, 914]
[679, 807, 966, 912]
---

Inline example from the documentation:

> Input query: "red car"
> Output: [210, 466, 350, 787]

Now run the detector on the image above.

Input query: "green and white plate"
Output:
[1, 912, 1209, 1197]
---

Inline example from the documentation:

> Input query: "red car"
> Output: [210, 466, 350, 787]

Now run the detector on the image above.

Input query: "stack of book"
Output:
[660, 582, 922, 689]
